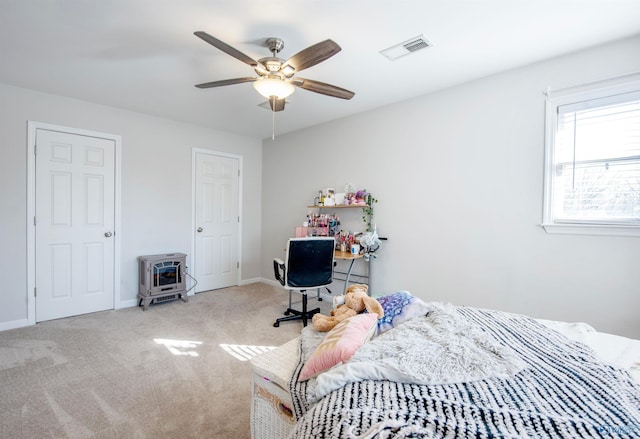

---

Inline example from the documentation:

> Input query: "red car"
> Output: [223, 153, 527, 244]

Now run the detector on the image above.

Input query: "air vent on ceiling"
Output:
[380, 35, 433, 61]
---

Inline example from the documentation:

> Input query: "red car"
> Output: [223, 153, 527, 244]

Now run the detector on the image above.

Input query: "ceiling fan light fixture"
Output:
[253, 77, 295, 99]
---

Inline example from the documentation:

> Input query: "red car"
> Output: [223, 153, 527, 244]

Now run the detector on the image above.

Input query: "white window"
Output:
[542, 75, 640, 237]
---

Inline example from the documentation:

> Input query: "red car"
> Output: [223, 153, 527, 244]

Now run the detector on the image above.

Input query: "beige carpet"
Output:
[0, 283, 330, 438]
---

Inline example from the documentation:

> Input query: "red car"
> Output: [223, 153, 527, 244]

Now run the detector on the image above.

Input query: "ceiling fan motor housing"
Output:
[258, 57, 285, 73]
[266, 37, 285, 55]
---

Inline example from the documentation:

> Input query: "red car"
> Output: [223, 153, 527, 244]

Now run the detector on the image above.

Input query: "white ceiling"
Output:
[1, 0, 639, 140]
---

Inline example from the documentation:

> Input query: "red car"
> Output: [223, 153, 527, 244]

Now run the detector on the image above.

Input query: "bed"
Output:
[284, 293, 640, 438]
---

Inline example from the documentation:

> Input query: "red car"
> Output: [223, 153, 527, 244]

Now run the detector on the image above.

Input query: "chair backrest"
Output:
[285, 237, 335, 289]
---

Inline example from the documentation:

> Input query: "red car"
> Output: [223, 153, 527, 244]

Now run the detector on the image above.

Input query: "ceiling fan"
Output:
[194, 31, 355, 112]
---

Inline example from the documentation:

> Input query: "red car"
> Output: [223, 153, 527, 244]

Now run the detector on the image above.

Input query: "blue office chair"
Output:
[273, 237, 335, 327]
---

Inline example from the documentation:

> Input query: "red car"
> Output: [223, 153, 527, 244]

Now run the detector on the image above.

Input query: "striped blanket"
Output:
[288, 306, 640, 438]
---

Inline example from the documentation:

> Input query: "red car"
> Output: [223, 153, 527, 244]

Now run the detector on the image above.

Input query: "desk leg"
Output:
[343, 259, 356, 294]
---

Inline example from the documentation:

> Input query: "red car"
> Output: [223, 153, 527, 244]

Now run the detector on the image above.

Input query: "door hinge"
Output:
[34, 143, 37, 155]
[34, 287, 37, 297]
[237, 261, 239, 269]
[33, 216, 36, 226]
[237, 216, 240, 223]
[237, 169, 240, 177]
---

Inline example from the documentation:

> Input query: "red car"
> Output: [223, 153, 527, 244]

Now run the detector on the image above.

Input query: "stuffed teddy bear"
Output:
[311, 284, 385, 332]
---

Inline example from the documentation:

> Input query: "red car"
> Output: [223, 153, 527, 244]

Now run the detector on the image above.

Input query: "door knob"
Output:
[197, 227, 203, 232]
[104, 232, 113, 237]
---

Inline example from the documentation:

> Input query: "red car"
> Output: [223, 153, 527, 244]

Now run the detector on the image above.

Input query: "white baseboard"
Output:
[118, 299, 138, 309]
[0, 318, 31, 332]
[254, 278, 281, 287]
[239, 277, 264, 286]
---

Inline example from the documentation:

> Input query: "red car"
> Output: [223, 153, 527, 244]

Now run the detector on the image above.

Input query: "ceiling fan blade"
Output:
[196, 77, 258, 88]
[195, 77, 257, 89]
[268, 97, 286, 112]
[284, 39, 341, 72]
[293, 78, 355, 100]
[194, 31, 262, 68]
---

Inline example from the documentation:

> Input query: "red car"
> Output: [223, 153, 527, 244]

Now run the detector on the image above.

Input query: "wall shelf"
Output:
[306, 204, 367, 209]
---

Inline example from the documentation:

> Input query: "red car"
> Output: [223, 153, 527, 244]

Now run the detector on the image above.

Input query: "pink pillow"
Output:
[299, 313, 378, 381]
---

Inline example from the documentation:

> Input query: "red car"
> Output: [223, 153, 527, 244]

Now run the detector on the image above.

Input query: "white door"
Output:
[194, 152, 239, 292]
[35, 128, 115, 322]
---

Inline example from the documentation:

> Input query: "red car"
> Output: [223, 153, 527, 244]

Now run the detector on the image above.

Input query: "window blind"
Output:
[553, 91, 640, 223]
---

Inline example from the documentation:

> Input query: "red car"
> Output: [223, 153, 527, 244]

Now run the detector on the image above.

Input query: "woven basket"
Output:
[250, 337, 299, 439]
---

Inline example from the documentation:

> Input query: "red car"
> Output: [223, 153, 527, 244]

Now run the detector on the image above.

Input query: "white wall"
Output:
[261, 35, 640, 338]
[0, 84, 262, 329]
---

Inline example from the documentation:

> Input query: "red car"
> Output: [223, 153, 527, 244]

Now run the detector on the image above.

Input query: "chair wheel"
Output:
[318, 297, 323, 301]
[284, 311, 290, 316]
[273, 322, 280, 327]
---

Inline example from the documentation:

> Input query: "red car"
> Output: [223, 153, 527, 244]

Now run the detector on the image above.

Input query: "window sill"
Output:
[541, 223, 640, 237]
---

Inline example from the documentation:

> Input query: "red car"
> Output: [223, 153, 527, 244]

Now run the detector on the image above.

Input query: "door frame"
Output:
[26, 121, 122, 325]
[190, 148, 243, 291]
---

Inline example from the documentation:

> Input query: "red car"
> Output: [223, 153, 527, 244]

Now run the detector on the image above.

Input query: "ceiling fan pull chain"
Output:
[272, 97, 276, 140]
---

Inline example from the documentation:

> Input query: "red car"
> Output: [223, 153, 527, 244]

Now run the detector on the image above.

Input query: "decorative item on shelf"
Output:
[313, 188, 338, 206]
[344, 182, 356, 194]
[322, 187, 335, 206]
[354, 190, 368, 205]
[344, 182, 356, 205]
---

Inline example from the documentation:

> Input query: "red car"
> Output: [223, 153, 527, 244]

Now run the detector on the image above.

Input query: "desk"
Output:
[334, 250, 367, 294]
